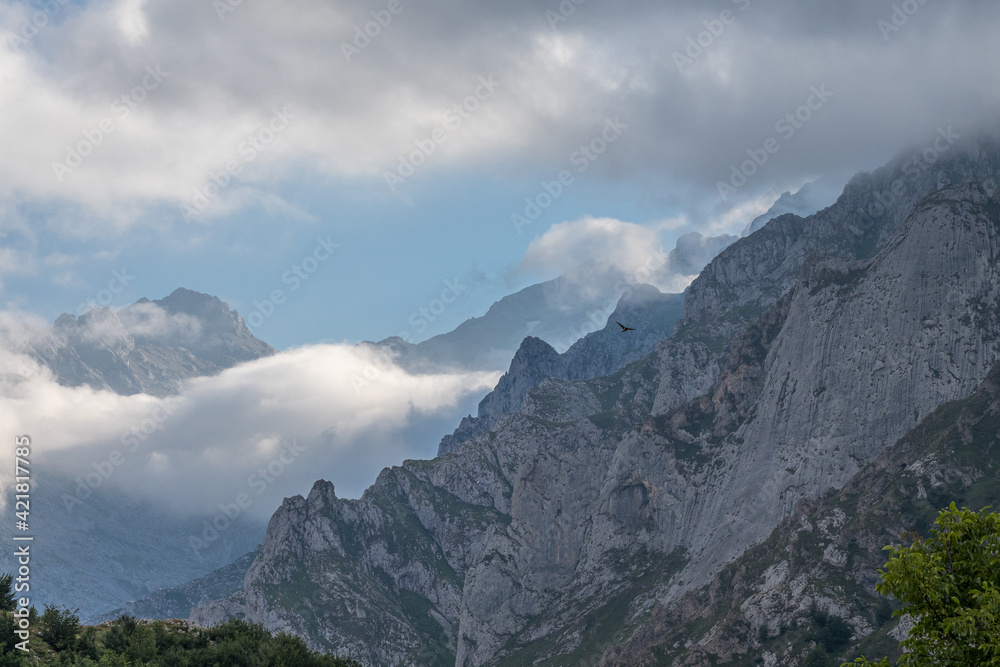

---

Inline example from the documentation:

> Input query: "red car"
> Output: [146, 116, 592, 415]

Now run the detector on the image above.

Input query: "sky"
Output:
[2, 0, 1000, 515]
[2, 0, 998, 349]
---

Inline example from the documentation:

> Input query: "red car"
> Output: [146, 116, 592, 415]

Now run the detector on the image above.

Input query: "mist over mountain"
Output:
[7, 1, 1000, 664]
[741, 177, 846, 237]
[0, 226, 737, 624]
[0, 471, 265, 623]
[27, 288, 275, 397]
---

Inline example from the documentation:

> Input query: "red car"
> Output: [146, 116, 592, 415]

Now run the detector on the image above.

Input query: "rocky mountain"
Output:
[190, 135, 1000, 666]
[29, 287, 275, 396]
[438, 284, 685, 456]
[601, 361, 1000, 666]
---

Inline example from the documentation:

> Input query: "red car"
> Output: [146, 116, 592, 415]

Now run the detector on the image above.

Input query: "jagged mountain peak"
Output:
[684, 138, 1000, 341]
[32, 288, 275, 397]
[156, 287, 236, 319]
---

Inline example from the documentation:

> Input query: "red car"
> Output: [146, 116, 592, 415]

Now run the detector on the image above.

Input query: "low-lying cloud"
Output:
[0, 336, 499, 518]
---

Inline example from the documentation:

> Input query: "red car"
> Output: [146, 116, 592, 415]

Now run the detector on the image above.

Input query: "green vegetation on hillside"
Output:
[0, 586, 360, 667]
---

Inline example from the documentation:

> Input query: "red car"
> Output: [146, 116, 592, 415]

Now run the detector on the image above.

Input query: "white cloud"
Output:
[518, 215, 736, 295]
[520, 216, 663, 278]
[1, 0, 995, 231]
[115, 0, 149, 46]
[0, 338, 499, 516]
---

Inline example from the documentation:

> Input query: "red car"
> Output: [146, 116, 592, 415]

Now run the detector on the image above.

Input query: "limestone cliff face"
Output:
[601, 362, 1000, 666]
[193, 140, 1000, 666]
[651, 181, 1000, 594]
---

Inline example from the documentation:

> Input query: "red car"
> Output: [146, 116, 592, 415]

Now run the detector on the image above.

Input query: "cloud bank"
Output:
[2, 0, 998, 223]
[0, 334, 499, 518]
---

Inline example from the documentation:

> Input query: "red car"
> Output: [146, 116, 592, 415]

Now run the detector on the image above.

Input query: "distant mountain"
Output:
[0, 472, 265, 623]
[374, 233, 735, 374]
[2, 288, 274, 621]
[742, 177, 843, 237]
[95, 548, 261, 624]
[30, 288, 275, 397]
[187, 135, 1000, 666]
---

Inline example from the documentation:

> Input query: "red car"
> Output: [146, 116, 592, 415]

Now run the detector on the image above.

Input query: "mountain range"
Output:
[9, 132, 985, 665]
[5, 224, 744, 623]
[174, 133, 1000, 666]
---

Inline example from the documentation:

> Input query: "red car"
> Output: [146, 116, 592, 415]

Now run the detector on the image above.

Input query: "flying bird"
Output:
[616, 321, 636, 332]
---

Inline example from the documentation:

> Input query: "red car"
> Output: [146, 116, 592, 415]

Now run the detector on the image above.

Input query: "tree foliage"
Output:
[0, 611, 361, 666]
[0, 576, 14, 614]
[39, 605, 80, 652]
[846, 503, 1000, 666]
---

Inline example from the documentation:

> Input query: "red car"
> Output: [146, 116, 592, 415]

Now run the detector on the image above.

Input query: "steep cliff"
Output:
[601, 361, 1000, 666]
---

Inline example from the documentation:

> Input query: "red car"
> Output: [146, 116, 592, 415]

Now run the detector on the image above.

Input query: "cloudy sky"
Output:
[2, 0, 999, 513]
[2, 0, 997, 348]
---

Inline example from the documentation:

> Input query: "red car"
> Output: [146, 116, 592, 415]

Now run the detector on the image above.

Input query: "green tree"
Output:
[845, 503, 1000, 666]
[0, 575, 14, 613]
[74, 627, 100, 661]
[39, 605, 80, 652]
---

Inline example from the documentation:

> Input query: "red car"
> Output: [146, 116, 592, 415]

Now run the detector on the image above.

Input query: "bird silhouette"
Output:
[616, 321, 636, 332]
